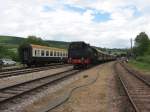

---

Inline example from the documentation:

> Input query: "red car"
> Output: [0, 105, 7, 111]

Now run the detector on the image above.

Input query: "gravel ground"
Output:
[1, 62, 129, 112]
[24, 65, 103, 112]
[49, 61, 128, 112]
[0, 66, 72, 89]
[1, 66, 20, 70]
[21, 61, 126, 112]
[107, 62, 126, 112]
[1, 69, 79, 112]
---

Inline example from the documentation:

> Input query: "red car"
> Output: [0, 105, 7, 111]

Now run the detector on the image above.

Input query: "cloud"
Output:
[0, 0, 150, 48]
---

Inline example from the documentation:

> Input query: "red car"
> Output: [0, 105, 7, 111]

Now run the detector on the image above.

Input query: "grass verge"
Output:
[128, 59, 150, 72]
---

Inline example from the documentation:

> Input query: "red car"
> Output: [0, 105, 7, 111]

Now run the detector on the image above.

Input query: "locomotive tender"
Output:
[68, 41, 115, 68]
[19, 44, 68, 66]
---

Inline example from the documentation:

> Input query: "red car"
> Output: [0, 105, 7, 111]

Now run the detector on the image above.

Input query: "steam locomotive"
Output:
[68, 41, 115, 68]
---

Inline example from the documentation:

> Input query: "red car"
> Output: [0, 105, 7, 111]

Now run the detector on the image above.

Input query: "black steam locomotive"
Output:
[68, 41, 115, 68]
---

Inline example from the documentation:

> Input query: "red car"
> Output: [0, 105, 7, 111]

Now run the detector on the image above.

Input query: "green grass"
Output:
[0, 36, 24, 45]
[0, 43, 18, 53]
[0, 43, 18, 48]
[0, 35, 69, 49]
[46, 40, 69, 49]
[135, 55, 150, 63]
[129, 59, 150, 72]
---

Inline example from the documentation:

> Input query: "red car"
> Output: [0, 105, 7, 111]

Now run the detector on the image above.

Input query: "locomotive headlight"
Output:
[81, 57, 84, 60]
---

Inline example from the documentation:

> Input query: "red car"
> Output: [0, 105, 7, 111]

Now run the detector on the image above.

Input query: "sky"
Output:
[0, 0, 150, 48]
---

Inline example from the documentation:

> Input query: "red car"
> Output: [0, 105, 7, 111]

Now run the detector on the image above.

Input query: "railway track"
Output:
[0, 66, 25, 73]
[114, 62, 150, 112]
[0, 69, 80, 106]
[0, 64, 70, 78]
[0, 63, 64, 73]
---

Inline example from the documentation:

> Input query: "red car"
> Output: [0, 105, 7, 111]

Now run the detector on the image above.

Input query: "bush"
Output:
[20, 36, 49, 46]
[0, 45, 19, 62]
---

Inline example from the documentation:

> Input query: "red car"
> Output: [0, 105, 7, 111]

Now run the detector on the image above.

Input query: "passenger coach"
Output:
[19, 44, 68, 66]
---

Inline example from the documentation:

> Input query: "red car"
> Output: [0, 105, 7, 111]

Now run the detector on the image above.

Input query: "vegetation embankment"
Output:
[129, 32, 150, 72]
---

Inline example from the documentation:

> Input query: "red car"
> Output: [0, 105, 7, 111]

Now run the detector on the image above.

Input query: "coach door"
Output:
[23, 47, 30, 61]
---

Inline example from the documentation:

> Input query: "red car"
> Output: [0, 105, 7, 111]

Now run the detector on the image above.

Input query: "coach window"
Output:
[41, 50, 45, 56]
[65, 52, 67, 57]
[57, 51, 59, 57]
[46, 51, 49, 56]
[54, 51, 56, 56]
[59, 52, 61, 57]
[50, 51, 53, 56]
[62, 52, 64, 57]
[60, 52, 62, 57]
[37, 50, 40, 56]
[65, 52, 67, 56]
[63, 52, 65, 57]
[34, 50, 37, 56]
[55, 51, 57, 56]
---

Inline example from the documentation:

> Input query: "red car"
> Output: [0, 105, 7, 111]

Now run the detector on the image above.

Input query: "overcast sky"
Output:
[0, 0, 150, 48]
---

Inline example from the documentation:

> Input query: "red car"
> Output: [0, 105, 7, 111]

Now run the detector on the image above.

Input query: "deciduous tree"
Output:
[134, 32, 150, 56]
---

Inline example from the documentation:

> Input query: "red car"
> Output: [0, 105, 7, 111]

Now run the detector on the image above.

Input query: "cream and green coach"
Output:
[19, 44, 68, 66]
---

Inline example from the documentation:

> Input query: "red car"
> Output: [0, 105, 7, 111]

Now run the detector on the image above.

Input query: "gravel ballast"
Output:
[1, 62, 129, 112]
[0, 66, 72, 89]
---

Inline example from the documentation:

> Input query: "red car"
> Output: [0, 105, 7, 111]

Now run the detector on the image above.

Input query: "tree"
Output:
[18, 36, 50, 61]
[134, 32, 150, 56]
[0, 45, 19, 61]
[20, 35, 49, 46]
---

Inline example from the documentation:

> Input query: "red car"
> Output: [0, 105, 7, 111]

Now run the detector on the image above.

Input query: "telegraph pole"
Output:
[130, 38, 133, 58]
[131, 38, 132, 49]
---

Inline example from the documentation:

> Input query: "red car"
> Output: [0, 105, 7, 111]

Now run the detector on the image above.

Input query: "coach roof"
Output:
[30, 44, 67, 51]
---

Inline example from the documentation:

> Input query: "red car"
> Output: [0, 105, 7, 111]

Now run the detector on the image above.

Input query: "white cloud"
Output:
[0, 0, 150, 48]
